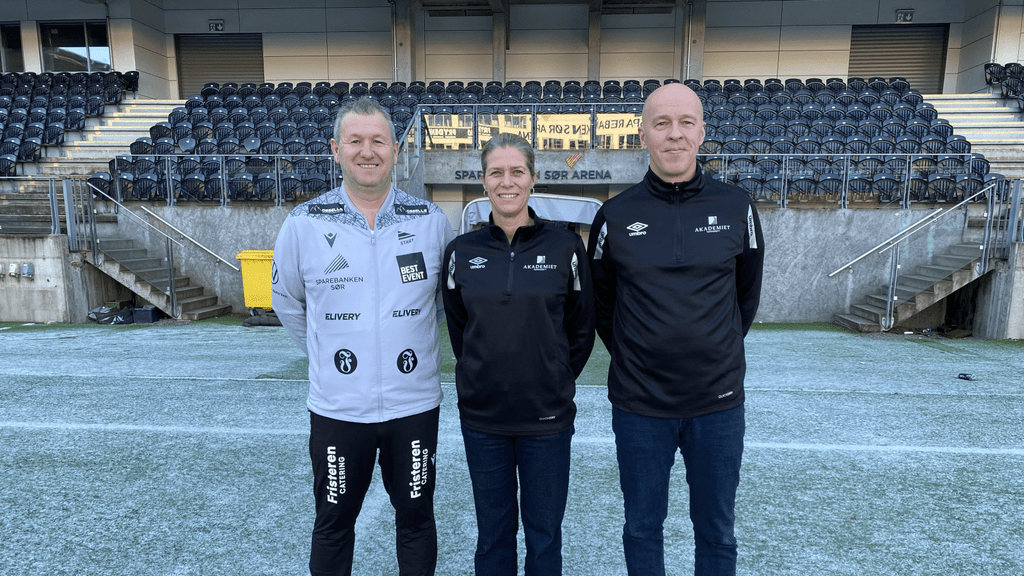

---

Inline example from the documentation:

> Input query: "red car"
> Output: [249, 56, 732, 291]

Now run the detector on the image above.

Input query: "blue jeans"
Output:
[460, 424, 574, 576]
[612, 404, 745, 576]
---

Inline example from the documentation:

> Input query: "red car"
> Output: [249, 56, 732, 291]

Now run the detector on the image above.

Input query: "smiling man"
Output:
[587, 83, 765, 576]
[272, 97, 454, 576]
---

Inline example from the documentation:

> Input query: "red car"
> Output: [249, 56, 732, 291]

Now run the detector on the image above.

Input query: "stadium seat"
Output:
[928, 172, 957, 202]
[0, 153, 16, 176]
[229, 172, 254, 200]
[194, 138, 217, 155]
[789, 173, 817, 196]
[134, 172, 159, 200]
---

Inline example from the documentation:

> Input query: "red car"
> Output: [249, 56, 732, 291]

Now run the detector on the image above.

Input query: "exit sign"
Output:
[895, 9, 914, 23]
[209, 19, 224, 32]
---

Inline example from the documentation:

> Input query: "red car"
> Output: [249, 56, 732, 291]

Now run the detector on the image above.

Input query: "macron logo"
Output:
[627, 222, 648, 236]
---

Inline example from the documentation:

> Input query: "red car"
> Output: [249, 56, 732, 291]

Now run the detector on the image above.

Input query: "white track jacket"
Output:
[272, 184, 455, 423]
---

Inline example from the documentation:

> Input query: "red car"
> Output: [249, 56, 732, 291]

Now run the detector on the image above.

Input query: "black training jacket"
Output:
[588, 167, 764, 419]
[443, 209, 596, 435]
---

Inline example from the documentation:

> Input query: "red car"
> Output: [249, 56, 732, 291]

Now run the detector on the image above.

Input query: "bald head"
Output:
[642, 83, 704, 128]
[639, 83, 706, 183]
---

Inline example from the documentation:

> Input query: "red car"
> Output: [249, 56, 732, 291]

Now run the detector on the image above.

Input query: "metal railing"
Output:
[829, 178, 1019, 330]
[56, 177, 242, 317]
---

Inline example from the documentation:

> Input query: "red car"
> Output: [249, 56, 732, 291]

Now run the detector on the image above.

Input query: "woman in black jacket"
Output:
[442, 132, 595, 576]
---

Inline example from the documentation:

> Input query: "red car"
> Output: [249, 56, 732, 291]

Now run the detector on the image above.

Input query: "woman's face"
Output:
[484, 146, 536, 221]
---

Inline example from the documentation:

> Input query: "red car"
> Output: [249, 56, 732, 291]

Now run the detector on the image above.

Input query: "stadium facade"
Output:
[1, 0, 1023, 337]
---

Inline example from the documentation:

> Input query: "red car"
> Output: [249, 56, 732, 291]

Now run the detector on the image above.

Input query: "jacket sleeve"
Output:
[737, 200, 765, 336]
[565, 236, 596, 378]
[271, 216, 309, 355]
[441, 237, 467, 361]
[587, 207, 616, 348]
[435, 216, 457, 327]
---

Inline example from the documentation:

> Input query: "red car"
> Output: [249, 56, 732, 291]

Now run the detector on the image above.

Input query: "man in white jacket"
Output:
[272, 97, 454, 576]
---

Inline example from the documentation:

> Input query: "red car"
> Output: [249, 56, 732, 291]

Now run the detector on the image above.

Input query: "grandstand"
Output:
[0, 0, 1022, 338]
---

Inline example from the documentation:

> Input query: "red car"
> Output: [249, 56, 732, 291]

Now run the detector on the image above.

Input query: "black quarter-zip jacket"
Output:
[443, 209, 596, 435]
[588, 166, 765, 419]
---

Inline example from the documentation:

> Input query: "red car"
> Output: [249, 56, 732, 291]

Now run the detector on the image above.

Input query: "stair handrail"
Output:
[72, 179, 182, 317]
[135, 204, 241, 272]
[85, 181, 239, 272]
[828, 182, 998, 278]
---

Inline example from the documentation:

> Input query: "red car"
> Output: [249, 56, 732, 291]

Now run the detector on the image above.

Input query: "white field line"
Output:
[3, 376, 1023, 398]
[2, 421, 1023, 456]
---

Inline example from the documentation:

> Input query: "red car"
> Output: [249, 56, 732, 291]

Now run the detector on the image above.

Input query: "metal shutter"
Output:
[849, 25, 949, 94]
[175, 34, 264, 99]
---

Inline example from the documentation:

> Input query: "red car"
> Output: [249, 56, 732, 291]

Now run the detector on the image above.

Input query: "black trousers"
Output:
[308, 407, 439, 576]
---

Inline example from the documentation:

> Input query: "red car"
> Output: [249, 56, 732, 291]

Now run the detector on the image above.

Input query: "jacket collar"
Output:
[644, 165, 705, 202]
[487, 206, 545, 243]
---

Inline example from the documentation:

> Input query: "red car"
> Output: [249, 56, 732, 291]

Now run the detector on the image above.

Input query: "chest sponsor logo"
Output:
[309, 203, 345, 216]
[324, 232, 337, 248]
[324, 313, 361, 321]
[397, 349, 418, 374]
[523, 254, 557, 271]
[325, 254, 350, 274]
[397, 252, 428, 283]
[271, 261, 279, 284]
[334, 349, 357, 374]
[627, 222, 648, 236]
[395, 204, 429, 216]
[393, 308, 421, 318]
[398, 231, 415, 245]
[695, 215, 731, 234]
[469, 256, 487, 269]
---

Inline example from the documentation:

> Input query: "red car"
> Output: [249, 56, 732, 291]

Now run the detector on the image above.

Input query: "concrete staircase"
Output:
[926, 92, 1024, 179]
[833, 207, 1007, 333]
[834, 242, 998, 332]
[87, 237, 232, 321]
[3, 97, 232, 321]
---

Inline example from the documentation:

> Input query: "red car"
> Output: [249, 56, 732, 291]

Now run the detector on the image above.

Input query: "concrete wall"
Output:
[423, 13, 491, 84]
[0, 235, 129, 323]
[975, 241, 1024, 339]
[94, 199, 972, 326]
[507, 4, 589, 84]
[8, 0, 1024, 99]
[600, 12, 679, 83]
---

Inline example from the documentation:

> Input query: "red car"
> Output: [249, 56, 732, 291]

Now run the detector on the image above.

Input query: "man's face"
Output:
[638, 84, 706, 183]
[332, 112, 398, 196]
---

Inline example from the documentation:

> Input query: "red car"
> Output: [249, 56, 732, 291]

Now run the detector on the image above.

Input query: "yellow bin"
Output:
[236, 250, 275, 308]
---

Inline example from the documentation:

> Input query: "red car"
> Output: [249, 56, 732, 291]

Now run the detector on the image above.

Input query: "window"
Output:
[40, 22, 111, 72]
[0, 24, 23, 72]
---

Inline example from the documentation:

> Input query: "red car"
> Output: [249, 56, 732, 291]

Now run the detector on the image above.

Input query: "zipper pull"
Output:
[510, 251, 515, 261]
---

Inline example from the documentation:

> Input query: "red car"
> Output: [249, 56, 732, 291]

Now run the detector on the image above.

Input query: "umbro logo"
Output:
[324, 232, 337, 248]
[469, 256, 487, 269]
[398, 231, 415, 245]
[627, 222, 648, 236]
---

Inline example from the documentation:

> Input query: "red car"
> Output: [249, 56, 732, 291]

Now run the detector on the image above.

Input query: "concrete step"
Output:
[94, 237, 139, 251]
[103, 247, 148, 261]
[180, 303, 232, 321]
[178, 293, 219, 312]
[899, 273, 947, 291]
[118, 257, 166, 270]
[948, 243, 985, 258]
[932, 253, 976, 269]
[834, 313, 881, 333]
[850, 302, 886, 324]
[916, 264, 961, 280]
